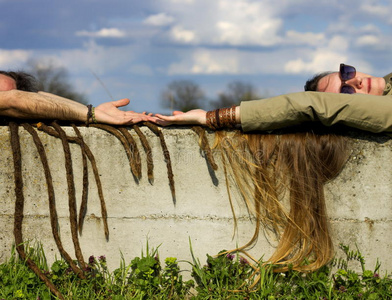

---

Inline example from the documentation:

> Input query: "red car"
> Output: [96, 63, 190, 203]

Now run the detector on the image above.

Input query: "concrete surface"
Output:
[0, 125, 391, 274]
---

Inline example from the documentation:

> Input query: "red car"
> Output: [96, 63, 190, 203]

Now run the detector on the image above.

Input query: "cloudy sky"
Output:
[1, 0, 391, 113]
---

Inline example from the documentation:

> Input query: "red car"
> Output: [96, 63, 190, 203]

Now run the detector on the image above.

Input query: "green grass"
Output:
[0, 243, 391, 299]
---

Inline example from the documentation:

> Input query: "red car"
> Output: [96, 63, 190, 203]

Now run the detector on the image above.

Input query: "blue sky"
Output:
[1, 0, 391, 113]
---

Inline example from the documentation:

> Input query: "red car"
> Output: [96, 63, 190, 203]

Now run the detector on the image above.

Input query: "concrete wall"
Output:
[0, 125, 391, 274]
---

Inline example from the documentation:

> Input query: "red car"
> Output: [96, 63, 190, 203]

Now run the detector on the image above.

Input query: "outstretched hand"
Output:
[153, 109, 207, 126]
[95, 98, 156, 125]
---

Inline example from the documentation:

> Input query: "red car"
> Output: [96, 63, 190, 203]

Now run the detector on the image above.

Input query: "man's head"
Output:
[304, 64, 385, 96]
[0, 71, 38, 92]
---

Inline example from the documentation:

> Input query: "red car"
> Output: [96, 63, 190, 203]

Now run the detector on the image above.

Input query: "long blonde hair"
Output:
[212, 129, 348, 273]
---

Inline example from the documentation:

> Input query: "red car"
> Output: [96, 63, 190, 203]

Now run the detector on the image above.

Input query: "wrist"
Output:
[205, 106, 237, 130]
[235, 106, 240, 124]
[86, 105, 98, 125]
[200, 111, 207, 125]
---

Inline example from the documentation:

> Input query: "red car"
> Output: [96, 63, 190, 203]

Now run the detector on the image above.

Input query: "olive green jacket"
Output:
[240, 73, 392, 133]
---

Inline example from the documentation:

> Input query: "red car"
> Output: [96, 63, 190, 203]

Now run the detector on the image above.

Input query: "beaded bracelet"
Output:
[86, 104, 98, 125]
[91, 107, 97, 124]
[86, 104, 93, 126]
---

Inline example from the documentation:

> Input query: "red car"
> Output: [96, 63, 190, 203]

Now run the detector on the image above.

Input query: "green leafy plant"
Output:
[329, 244, 392, 299]
[188, 238, 253, 299]
[0, 243, 51, 299]
[1, 242, 392, 299]
[126, 243, 193, 299]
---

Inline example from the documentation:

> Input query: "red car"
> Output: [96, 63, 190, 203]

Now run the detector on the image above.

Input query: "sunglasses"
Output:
[339, 63, 356, 94]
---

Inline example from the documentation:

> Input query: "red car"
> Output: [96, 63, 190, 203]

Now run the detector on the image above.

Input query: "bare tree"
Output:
[27, 59, 88, 104]
[161, 80, 205, 111]
[210, 81, 260, 109]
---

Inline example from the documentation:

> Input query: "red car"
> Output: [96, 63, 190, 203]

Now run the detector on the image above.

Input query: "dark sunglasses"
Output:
[339, 63, 356, 94]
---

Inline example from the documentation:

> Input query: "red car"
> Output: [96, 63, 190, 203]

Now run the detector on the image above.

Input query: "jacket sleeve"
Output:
[240, 91, 392, 133]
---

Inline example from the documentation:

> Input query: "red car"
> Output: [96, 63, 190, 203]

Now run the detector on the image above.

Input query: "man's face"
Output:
[0, 74, 17, 91]
[318, 71, 385, 96]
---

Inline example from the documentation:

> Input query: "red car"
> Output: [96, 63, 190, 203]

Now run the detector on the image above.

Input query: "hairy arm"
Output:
[0, 90, 154, 125]
[0, 90, 84, 120]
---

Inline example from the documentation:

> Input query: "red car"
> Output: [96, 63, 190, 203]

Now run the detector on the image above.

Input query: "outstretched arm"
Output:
[239, 92, 392, 133]
[0, 90, 154, 125]
[154, 107, 241, 127]
[154, 92, 392, 133]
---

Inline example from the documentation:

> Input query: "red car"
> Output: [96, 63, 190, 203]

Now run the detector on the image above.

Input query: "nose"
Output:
[345, 76, 363, 90]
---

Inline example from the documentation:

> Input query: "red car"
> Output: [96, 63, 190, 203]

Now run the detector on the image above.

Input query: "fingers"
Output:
[150, 118, 170, 126]
[122, 114, 159, 125]
[154, 113, 168, 119]
[154, 114, 179, 122]
[130, 113, 157, 122]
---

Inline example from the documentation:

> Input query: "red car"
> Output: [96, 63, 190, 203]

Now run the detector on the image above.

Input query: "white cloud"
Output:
[168, 49, 239, 75]
[360, 4, 390, 18]
[76, 28, 126, 38]
[153, 0, 391, 51]
[358, 24, 380, 34]
[150, 0, 285, 47]
[354, 33, 392, 51]
[284, 52, 345, 74]
[356, 35, 379, 47]
[170, 26, 196, 43]
[190, 50, 238, 74]
[214, 0, 283, 46]
[327, 35, 349, 51]
[284, 36, 350, 74]
[0, 49, 31, 68]
[144, 13, 174, 26]
[216, 18, 283, 46]
[168, 47, 297, 75]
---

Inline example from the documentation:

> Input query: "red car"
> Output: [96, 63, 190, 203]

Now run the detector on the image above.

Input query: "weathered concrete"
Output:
[0, 126, 391, 274]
